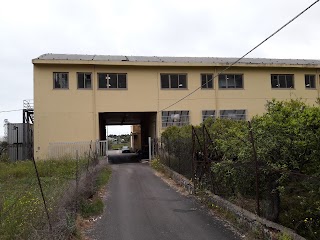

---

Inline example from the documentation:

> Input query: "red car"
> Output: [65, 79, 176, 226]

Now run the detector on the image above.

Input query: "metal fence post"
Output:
[148, 137, 152, 161]
[32, 157, 52, 232]
[248, 121, 260, 216]
[75, 150, 79, 212]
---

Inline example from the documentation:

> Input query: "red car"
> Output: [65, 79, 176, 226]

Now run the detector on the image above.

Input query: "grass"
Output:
[95, 167, 112, 190]
[111, 143, 130, 150]
[79, 166, 111, 218]
[0, 158, 90, 240]
[80, 197, 104, 218]
[150, 158, 165, 172]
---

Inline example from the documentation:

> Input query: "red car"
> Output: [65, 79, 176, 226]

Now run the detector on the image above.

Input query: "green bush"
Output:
[160, 99, 320, 240]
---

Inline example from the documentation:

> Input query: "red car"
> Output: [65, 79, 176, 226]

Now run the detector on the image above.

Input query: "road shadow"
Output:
[108, 152, 142, 164]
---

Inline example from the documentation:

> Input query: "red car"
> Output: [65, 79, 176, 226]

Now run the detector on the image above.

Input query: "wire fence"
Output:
[155, 122, 320, 240]
[0, 142, 106, 240]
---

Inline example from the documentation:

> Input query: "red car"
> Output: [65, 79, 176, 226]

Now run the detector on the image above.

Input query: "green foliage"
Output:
[150, 158, 165, 172]
[79, 166, 111, 219]
[0, 158, 89, 240]
[0, 141, 9, 162]
[161, 99, 320, 240]
[95, 167, 112, 190]
[278, 232, 292, 240]
[80, 197, 104, 218]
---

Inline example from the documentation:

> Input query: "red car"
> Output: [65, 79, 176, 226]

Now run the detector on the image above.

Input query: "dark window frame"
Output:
[305, 74, 316, 89]
[161, 110, 190, 128]
[77, 72, 92, 89]
[160, 74, 188, 89]
[271, 74, 294, 89]
[201, 74, 214, 89]
[218, 74, 243, 89]
[53, 72, 69, 89]
[97, 73, 127, 89]
[202, 110, 216, 122]
[220, 110, 246, 120]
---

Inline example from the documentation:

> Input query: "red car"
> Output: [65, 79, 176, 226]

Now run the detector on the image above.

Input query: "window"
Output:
[271, 74, 294, 88]
[202, 110, 215, 122]
[201, 74, 213, 89]
[162, 111, 189, 127]
[53, 72, 68, 89]
[218, 74, 243, 89]
[77, 73, 92, 89]
[220, 110, 246, 120]
[161, 74, 187, 89]
[98, 73, 127, 89]
[305, 75, 316, 89]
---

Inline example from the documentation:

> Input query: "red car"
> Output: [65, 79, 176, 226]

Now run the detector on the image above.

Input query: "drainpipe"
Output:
[214, 67, 219, 117]
[13, 126, 19, 161]
[93, 65, 97, 141]
[317, 69, 319, 100]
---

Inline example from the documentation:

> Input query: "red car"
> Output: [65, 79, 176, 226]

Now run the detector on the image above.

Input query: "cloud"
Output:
[0, 0, 320, 136]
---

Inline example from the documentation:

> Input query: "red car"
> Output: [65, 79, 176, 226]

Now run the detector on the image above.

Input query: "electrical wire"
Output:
[0, 109, 23, 114]
[161, 0, 320, 111]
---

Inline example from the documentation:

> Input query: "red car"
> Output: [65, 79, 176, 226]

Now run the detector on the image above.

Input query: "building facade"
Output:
[33, 54, 320, 159]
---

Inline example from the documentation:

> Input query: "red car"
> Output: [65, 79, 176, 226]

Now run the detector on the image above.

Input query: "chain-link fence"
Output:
[157, 137, 193, 179]
[156, 121, 320, 240]
[0, 143, 106, 240]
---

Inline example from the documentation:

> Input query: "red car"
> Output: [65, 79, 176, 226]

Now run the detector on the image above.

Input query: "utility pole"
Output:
[13, 126, 19, 160]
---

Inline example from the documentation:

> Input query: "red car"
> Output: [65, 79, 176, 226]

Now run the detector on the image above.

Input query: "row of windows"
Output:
[54, 72, 128, 89]
[161, 110, 246, 128]
[53, 72, 317, 90]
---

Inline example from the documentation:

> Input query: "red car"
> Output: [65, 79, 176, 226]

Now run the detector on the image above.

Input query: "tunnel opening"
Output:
[99, 112, 157, 163]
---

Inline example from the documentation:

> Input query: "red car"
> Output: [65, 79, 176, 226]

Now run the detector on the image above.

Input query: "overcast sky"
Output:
[0, 0, 319, 137]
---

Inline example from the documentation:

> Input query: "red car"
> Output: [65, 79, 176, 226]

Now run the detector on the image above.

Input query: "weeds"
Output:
[0, 158, 89, 240]
[80, 197, 104, 218]
[150, 158, 164, 172]
[79, 166, 111, 219]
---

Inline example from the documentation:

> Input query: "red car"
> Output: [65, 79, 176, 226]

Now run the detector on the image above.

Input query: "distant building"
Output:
[33, 54, 319, 159]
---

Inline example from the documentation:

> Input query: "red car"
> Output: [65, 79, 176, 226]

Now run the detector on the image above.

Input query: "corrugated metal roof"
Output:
[34, 53, 320, 66]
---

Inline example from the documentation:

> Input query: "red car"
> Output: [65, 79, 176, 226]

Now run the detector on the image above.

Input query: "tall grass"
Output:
[0, 158, 88, 240]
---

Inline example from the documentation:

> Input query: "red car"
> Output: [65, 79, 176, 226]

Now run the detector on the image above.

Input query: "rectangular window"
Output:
[305, 75, 316, 89]
[161, 111, 190, 128]
[98, 73, 127, 89]
[161, 74, 187, 89]
[201, 74, 213, 89]
[202, 110, 215, 122]
[218, 74, 243, 89]
[220, 110, 246, 120]
[271, 74, 294, 88]
[53, 72, 68, 89]
[77, 73, 92, 89]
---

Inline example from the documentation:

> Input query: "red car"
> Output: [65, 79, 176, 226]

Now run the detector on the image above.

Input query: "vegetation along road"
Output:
[86, 160, 240, 240]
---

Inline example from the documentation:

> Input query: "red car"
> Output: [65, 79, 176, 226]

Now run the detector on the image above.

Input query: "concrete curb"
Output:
[159, 163, 305, 240]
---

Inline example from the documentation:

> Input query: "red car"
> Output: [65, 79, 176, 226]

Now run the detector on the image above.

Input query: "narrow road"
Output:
[87, 162, 240, 240]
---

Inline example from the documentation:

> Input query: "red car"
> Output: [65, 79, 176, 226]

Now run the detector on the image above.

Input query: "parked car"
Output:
[122, 146, 131, 153]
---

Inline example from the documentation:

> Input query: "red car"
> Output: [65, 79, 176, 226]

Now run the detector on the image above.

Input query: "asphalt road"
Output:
[87, 161, 240, 240]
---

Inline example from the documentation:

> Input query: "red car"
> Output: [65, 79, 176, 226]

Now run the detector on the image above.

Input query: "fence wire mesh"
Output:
[156, 121, 320, 240]
[0, 142, 105, 240]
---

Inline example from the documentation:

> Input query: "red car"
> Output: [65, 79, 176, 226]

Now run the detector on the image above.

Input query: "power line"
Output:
[0, 109, 23, 114]
[161, 0, 320, 111]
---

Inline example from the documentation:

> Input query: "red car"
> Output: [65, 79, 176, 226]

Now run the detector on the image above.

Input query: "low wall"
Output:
[159, 163, 305, 240]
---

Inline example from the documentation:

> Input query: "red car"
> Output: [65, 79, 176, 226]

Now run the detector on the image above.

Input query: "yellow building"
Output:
[33, 54, 319, 159]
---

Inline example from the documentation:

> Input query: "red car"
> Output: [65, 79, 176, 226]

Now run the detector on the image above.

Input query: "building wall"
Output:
[131, 125, 141, 151]
[34, 64, 319, 159]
